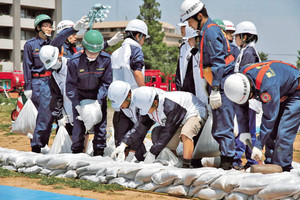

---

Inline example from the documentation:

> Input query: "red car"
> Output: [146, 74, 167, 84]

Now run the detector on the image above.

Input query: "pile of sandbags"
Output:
[1, 147, 300, 200]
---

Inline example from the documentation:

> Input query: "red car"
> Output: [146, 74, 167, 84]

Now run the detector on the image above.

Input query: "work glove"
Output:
[58, 116, 66, 127]
[144, 151, 156, 164]
[74, 16, 89, 31]
[209, 90, 222, 110]
[24, 90, 32, 99]
[251, 146, 263, 161]
[75, 105, 83, 121]
[111, 142, 127, 161]
[107, 31, 124, 46]
[125, 151, 135, 162]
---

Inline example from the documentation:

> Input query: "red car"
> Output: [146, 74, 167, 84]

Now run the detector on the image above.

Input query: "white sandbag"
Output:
[44, 157, 71, 170]
[24, 166, 42, 174]
[234, 173, 292, 195]
[193, 168, 225, 186]
[137, 182, 163, 191]
[17, 167, 26, 173]
[108, 177, 127, 186]
[167, 185, 189, 196]
[2, 165, 17, 171]
[80, 99, 102, 131]
[151, 168, 182, 185]
[49, 126, 72, 154]
[125, 179, 144, 189]
[134, 163, 164, 183]
[40, 168, 52, 176]
[194, 187, 227, 200]
[117, 163, 143, 180]
[188, 185, 208, 197]
[11, 99, 37, 134]
[156, 148, 181, 167]
[76, 163, 109, 178]
[49, 169, 66, 177]
[257, 176, 300, 199]
[35, 155, 56, 167]
[24, 154, 41, 167]
[63, 170, 77, 179]
[193, 115, 220, 158]
[104, 134, 115, 157]
[41, 145, 50, 154]
[210, 170, 251, 193]
[7, 152, 33, 168]
[225, 192, 249, 200]
[202, 157, 221, 167]
[67, 160, 90, 170]
[174, 167, 217, 187]
[105, 165, 123, 180]
[80, 175, 102, 183]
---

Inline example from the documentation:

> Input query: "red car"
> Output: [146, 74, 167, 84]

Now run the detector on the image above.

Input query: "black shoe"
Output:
[220, 156, 233, 170]
[31, 146, 41, 153]
[191, 158, 203, 168]
[72, 150, 82, 154]
[93, 149, 104, 156]
[182, 158, 192, 168]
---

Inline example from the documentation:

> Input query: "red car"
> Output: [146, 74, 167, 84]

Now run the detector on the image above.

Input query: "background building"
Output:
[0, 0, 62, 72]
[91, 21, 182, 47]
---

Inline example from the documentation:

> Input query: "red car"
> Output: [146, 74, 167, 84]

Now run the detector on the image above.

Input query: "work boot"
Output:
[72, 150, 82, 154]
[191, 158, 203, 168]
[31, 146, 41, 153]
[93, 149, 104, 157]
[182, 158, 192, 168]
[220, 156, 233, 170]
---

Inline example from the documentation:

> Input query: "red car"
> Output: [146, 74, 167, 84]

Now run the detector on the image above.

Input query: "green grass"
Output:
[0, 167, 124, 193]
[3, 132, 18, 136]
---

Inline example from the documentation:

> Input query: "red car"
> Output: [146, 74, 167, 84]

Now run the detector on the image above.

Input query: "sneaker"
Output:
[220, 156, 233, 170]
[31, 146, 41, 153]
[93, 149, 104, 156]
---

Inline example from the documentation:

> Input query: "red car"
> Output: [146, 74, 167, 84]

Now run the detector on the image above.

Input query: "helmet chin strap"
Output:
[39, 29, 51, 39]
[192, 14, 202, 30]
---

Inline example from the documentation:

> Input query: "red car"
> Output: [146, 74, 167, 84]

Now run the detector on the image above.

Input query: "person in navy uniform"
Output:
[23, 14, 87, 153]
[180, 0, 236, 169]
[66, 30, 112, 156]
[224, 60, 300, 171]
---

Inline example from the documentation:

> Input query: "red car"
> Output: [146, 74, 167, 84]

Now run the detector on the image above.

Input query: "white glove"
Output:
[24, 90, 32, 99]
[251, 146, 263, 161]
[58, 116, 66, 127]
[107, 31, 124, 46]
[111, 142, 127, 161]
[209, 90, 222, 109]
[144, 151, 156, 164]
[74, 16, 89, 31]
[75, 105, 82, 121]
[125, 151, 135, 162]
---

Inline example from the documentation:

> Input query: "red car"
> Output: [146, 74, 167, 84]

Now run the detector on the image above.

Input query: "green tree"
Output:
[259, 51, 268, 61]
[137, 0, 179, 75]
[297, 50, 300, 69]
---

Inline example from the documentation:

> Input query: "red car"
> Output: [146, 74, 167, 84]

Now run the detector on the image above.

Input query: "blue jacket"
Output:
[240, 61, 300, 149]
[199, 18, 235, 87]
[23, 27, 77, 90]
[239, 46, 260, 67]
[66, 51, 112, 107]
[230, 43, 240, 61]
[60, 43, 83, 59]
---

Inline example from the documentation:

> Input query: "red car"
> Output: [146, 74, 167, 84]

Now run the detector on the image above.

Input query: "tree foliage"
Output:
[137, 0, 179, 75]
[297, 50, 300, 69]
[259, 51, 268, 61]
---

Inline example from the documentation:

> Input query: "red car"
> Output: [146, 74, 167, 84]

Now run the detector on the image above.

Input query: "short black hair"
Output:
[125, 31, 145, 40]
[241, 33, 258, 43]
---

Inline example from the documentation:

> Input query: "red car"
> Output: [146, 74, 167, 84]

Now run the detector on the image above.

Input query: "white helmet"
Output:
[183, 26, 198, 40]
[223, 20, 235, 31]
[178, 21, 188, 27]
[132, 86, 156, 115]
[39, 45, 59, 69]
[233, 21, 257, 36]
[180, 0, 205, 22]
[125, 19, 150, 38]
[56, 20, 74, 34]
[224, 73, 251, 105]
[107, 81, 131, 109]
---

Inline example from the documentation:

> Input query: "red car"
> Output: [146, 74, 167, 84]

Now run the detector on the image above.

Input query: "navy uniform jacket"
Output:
[200, 18, 235, 87]
[239, 61, 300, 149]
[66, 51, 112, 107]
[23, 27, 77, 90]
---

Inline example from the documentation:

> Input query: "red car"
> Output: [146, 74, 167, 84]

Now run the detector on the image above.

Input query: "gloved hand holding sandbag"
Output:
[80, 99, 102, 131]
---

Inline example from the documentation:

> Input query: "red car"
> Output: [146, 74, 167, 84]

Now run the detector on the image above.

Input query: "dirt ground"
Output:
[0, 106, 299, 200]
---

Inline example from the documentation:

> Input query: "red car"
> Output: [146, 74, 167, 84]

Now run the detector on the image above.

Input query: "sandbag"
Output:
[250, 164, 283, 174]
[156, 148, 181, 167]
[193, 115, 220, 158]
[80, 99, 102, 131]
[49, 126, 72, 154]
[194, 187, 227, 200]
[11, 99, 37, 134]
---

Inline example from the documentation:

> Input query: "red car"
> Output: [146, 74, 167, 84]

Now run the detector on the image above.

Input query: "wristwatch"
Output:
[211, 86, 220, 92]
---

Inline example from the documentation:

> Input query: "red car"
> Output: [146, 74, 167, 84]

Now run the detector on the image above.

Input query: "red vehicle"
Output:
[0, 70, 24, 92]
[145, 69, 176, 91]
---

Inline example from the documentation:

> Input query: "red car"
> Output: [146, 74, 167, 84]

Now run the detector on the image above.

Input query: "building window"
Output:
[0, 27, 11, 39]
[21, 29, 35, 40]
[20, 7, 52, 19]
[0, 4, 11, 15]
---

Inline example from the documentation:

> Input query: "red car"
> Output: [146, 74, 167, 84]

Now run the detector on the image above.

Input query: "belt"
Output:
[32, 71, 52, 78]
